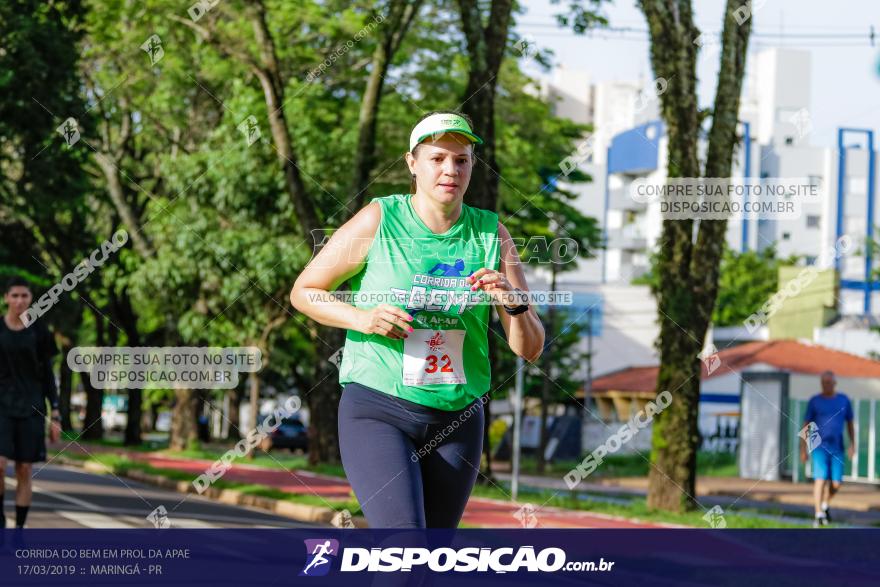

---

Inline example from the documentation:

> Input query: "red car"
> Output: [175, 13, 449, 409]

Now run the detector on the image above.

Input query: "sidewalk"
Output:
[494, 470, 880, 511]
[59, 444, 668, 529]
[492, 467, 880, 526]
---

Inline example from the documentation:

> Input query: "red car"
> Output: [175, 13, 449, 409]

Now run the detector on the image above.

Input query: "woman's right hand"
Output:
[356, 304, 414, 339]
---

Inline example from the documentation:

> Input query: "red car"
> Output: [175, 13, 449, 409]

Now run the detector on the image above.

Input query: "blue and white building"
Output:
[528, 48, 880, 379]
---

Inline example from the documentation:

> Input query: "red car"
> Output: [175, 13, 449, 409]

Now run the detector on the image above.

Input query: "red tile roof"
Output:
[590, 366, 659, 395]
[591, 340, 880, 394]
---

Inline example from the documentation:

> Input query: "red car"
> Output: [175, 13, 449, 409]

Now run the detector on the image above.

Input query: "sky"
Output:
[516, 0, 880, 148]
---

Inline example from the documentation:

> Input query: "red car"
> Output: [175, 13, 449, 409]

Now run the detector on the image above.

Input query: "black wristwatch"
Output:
[502, 288, 529, 316]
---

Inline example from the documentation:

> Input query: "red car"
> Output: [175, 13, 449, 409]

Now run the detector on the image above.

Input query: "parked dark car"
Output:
[263, 417, 308, 453]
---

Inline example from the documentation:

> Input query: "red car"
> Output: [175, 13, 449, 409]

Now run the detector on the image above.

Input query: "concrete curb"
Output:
[55, 455, 369, 528]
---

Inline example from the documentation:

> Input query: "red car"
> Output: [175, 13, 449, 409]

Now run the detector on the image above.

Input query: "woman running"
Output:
[291, 111, 544, 528]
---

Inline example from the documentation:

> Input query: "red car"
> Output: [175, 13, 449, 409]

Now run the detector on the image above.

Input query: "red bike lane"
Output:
[122, 452, 669, 528]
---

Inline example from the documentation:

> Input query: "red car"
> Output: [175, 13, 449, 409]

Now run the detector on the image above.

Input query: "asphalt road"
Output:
[2, 463, 319, 529]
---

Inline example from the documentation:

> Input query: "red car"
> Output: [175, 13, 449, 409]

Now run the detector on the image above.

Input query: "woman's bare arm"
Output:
[495, 222, 545, 362]
[290, 202, 412, 338]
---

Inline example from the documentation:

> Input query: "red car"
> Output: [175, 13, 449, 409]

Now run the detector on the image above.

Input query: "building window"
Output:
[805, 256, 817, 265]
[782, 232, 791, 240]
[785, 137, 794, 145]
[806, 215, 820, 228]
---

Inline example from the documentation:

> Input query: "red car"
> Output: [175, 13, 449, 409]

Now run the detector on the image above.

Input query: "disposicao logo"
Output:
[300, 538, 339, 576]
[298, 539, 602, 574]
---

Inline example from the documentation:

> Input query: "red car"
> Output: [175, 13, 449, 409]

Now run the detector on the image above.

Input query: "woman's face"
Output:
[406, 133, 474, 205]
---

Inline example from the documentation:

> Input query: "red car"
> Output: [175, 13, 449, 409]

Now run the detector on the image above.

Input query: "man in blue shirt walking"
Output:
[799, 370, 854, 527]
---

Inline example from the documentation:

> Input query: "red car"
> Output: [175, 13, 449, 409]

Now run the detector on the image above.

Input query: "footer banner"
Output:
[0, 529, 877, 586]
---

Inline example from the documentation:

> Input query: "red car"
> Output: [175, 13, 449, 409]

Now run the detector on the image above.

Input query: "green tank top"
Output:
[338, 193, 500, 411]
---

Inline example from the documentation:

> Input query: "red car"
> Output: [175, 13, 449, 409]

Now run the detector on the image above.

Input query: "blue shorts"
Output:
[811, 448, 845, 482]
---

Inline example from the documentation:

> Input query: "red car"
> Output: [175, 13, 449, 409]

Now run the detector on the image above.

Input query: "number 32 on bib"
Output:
[402, 329, 467, 385]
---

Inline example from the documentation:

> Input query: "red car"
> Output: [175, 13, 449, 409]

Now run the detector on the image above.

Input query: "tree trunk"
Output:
[196, 389, 208, 443]
[123, 384, 142, 445]
[170, 387, 198, 451]
[245, 0, 320, 237]
[246, 372, 260, 458]
[455, 0, 513, 213]
[113, 288, 144, 446]
[638, 0, 752, 511]
[244, 1, 348, 465]
[58, 339, 74, 432]
[80, 374, 104, 441]
[147, 402, 159, 433]
[348, 0, 423, 216]
[94, 151, 153, 257]
[81, 306, 105, 440]
[227, 385, 243, 440]
[306, 326, 344, 465]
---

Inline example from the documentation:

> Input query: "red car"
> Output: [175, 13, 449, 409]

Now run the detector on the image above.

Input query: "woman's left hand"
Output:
[466, 268, 520, 306]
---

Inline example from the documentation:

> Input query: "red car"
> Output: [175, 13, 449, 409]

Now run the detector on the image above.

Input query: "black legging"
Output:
[338, 382, 485, 528]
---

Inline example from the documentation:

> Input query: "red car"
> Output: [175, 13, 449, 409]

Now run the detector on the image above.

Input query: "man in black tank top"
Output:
[0, 277, 61, 528]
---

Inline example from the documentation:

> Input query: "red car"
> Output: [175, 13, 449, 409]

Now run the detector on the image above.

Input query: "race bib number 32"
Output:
[402, 329, 467, 385]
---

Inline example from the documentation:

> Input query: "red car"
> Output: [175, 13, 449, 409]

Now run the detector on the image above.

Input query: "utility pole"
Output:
[511, 355, 524, 501]
[586, 309, 593, 408]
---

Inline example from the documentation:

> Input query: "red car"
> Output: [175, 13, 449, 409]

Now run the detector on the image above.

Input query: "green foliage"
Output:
[634, 245, 798, 327]
[0, 0, 97, 352]
[713, 246, 798, 326]
[3, 0, 605, 447]
[511, 450, 737, 478]
[550, 0, 609, 34]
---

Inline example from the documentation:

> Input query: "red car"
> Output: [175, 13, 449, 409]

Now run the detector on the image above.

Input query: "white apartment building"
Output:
[544, 48, 879, 317]
[522, 48, 879, 385]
